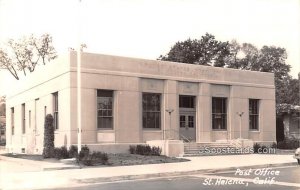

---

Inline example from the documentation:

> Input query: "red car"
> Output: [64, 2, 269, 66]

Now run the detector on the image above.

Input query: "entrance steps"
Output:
[183, 142, 240, 156]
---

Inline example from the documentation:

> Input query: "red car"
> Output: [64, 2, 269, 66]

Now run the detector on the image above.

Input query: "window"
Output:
[11, 107, 14, 135]
[212, 97, 227, 130]
[180, 115, 195, 128]
[29, 110, 31, 128]
[180, 115, 185, 128]
[44, 106, 47, 118]
[53, 92, 59, 130]
[97, 90, 113, 129]
[22, 104, 25, 134]
[179, 96, 195, 108]
[142, 93, 161, 129]
[249, 99, 259, 130]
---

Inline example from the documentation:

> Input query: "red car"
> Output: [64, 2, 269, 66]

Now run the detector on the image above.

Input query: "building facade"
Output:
[6, 52, 276, 154]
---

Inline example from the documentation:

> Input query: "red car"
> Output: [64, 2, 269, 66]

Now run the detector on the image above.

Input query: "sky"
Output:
[0, 0, 299, 96]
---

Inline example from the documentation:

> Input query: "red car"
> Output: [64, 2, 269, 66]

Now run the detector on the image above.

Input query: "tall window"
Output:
[212, 97, 227, 130]
[97, 90, 113, 129]
[29, 110, 31, 128]
[142, 93, 161, 129]
[249, 99, 259, 130]
[44, 106, 47, 118]
[179, 96, 195, 108]
[11, 107, 14, 135]
[22, 104, 25, 134]
[53, 92, 59, 130]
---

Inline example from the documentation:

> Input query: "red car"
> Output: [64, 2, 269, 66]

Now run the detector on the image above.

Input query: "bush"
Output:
[151, 146, 162, 156]
[136, 145, 151, 155]
[79, 145, 90, 160]
[270, 142, 277, 149]
[69, 145, 78, 158]
[277, 138, 300, 149]
[80, 151, 109, 166]
[129, 145, 161, 156]
[53, 146, 69, 159]
[253, 143, 261, 153]
[43, 114, 54, 158]
[129, 145, 136, 154]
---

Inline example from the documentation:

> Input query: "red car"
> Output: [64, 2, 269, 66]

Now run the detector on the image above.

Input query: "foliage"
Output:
[80, 151, 109, 166]
[159, 34, 299, 113]
[270, 142, 277, 149]
[0, 34, 57, 80]
[68, 145, 78, 158]
[277, 138, 300, 149]
[0, 96, 5, 116]
[53, 146, 69, 159]
[129, 145, 162, 156]
[42, 114, 54, 158]
[129, 145, 136, 154]
[223, 41, 296, 111]
[78, 145, 90, 160]
[76, 146, 108, 166]
[276, 104, 300, 115]
[159, 33, 230, 67]
[253, 143, 261, 153]
[275, 76, 300, 108]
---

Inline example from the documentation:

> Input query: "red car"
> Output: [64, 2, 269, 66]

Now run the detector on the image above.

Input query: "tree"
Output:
[0, 34, 57, 80]
[43, 114, 55, 158]
[0, 96, 5, 116]
[225, 41, 293, 108]
[159, 35, 297, 110]
[158, 33, 230, 67]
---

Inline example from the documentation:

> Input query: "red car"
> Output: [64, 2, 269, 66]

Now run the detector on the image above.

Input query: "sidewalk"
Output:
[0, 154, 297, 190]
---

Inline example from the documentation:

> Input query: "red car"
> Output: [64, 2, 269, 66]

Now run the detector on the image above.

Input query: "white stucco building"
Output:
[5, 51, 276, 154]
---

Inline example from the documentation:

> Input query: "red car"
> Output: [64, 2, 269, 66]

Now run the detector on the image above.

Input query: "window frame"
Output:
[53, 92, 59, 130]
[11, 107, 14, 135]
[22, 103, 25, 134]
[29, 110, 31, 128]
[179, 95, 195, 108]
[142, 92, 161, 129]
[212, 97, 227, 130]
[249, 99, 259, 130]
[97, 90, 114, 129]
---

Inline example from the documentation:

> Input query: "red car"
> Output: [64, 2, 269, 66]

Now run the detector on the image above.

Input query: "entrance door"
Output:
[179, 113, 196, 141]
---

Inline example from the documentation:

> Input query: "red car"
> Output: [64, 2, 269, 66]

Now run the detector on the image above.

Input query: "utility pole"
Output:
[77, 0, 82, 153]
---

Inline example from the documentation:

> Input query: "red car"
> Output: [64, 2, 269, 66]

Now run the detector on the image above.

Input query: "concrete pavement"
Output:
[0, 154, 297, 190]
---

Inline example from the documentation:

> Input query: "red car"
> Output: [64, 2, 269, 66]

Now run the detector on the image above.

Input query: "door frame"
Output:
[179, 110, 196, 141]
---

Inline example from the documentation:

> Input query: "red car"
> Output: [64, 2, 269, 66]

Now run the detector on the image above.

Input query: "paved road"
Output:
[53, 165, 300, 190]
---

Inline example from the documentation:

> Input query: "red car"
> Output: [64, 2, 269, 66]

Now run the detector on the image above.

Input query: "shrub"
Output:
[270, 142, 277, 149]
[253, 143, 261, 153]
[136, 144, 151, 155]
[151, 146, 162, 156]
[43, 114, 54, 158]
[69, 145, 78, 158]
[92, 151, 108, 164]
[129, 145, 136, 154]
[80, 151, 109, 166]
[53, 146, 69, 159]
[129, 145, 161, 156]
[277, 138, 300, 149]
[78, 145, 90, 160]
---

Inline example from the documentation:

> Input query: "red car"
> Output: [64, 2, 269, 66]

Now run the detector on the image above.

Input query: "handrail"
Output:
[163, 129, 191, 143]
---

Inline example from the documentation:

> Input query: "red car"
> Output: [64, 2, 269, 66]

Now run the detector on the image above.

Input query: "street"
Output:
[53, 165, 300, 190]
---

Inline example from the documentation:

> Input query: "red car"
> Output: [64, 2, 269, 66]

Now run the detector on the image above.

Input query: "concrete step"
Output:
[183, 142, 240, 156]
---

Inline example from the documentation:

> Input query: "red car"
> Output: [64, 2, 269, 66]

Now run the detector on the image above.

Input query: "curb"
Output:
[0, 154, 81, 171]
[43, 166, 81, 171]
[74, 162, 298, 184]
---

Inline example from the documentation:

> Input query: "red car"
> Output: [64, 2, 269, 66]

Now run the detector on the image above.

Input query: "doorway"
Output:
[179, 95, 196, 142]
